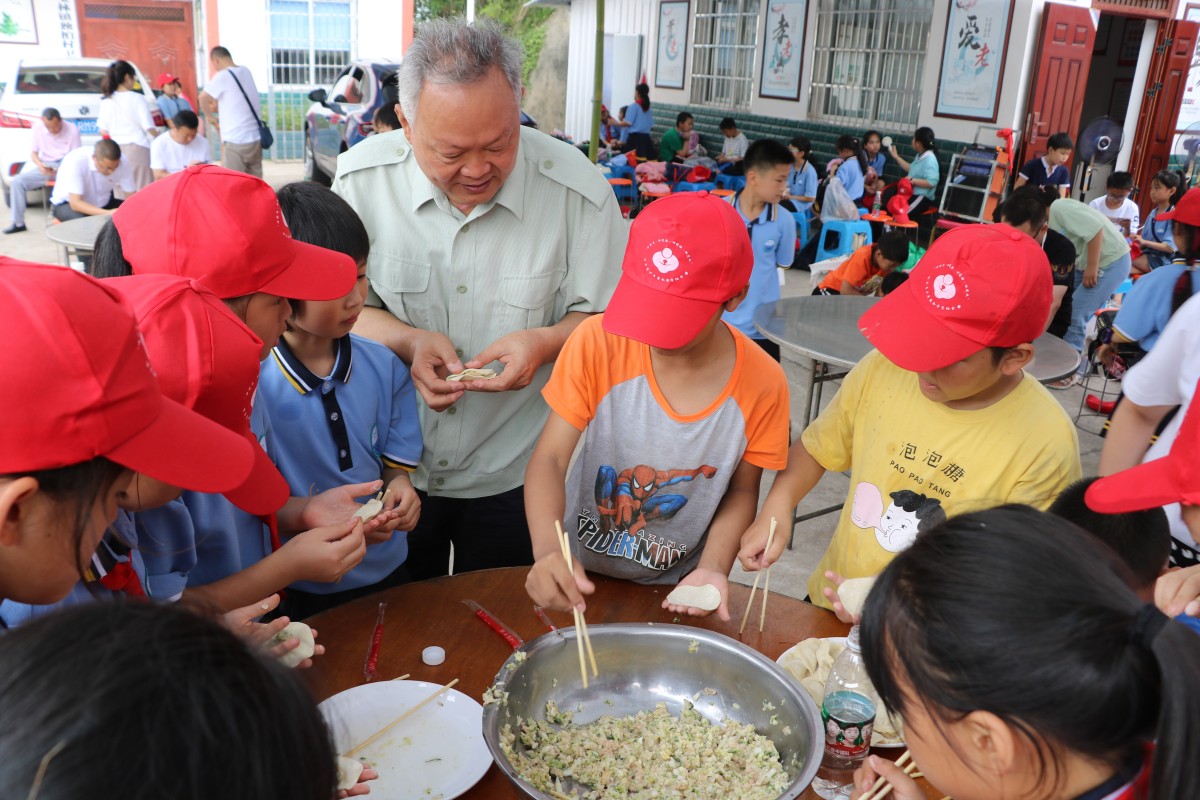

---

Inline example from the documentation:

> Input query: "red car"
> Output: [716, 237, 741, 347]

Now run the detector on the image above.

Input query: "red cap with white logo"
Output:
[113, 165, 356, 301]
[858, 223, 1052, 372]
[603, 192, 752, 349]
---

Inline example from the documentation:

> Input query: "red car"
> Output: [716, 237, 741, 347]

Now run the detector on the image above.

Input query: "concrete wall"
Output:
[565, 0, 656, 141]
[524, 6, 570, 133]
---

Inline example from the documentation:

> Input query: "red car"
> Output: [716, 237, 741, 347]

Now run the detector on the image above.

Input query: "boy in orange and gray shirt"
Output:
[524, 193, 790, 621]
[815, 231, 909, 296]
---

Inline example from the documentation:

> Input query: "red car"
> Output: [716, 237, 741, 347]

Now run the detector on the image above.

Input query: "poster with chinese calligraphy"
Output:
[759, 0, 807, 101]
[935, 0, 1013, 122]
[0, 0, 38, 44]
[655, 1, 689, 91]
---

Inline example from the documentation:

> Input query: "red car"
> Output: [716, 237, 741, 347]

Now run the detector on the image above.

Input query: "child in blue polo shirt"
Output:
[722, 139, 797, 362]
[1015, 131, 1073, 198]
[263, 182, 423, 618]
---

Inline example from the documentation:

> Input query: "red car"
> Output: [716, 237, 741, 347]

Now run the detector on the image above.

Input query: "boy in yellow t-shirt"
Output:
[741, 224, 1081, 614]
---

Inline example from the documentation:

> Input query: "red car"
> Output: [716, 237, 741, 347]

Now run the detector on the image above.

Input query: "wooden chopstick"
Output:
[860, 749, 918, 800]
[740, 517, 777, 634]
[556, 521, 598, 684]
[344, 678, 460, 757]
[759, 517, 777, 632]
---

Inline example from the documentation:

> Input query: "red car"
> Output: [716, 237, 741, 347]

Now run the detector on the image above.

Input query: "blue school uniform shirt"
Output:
[1112, 260, 1200, 351]
[788, 161, 818, 214]
[836, 157, 865, 201]
[259, 333, 422, 594]
[1140, 206, 1177, 270]
[138, 400, 277, 594]
[866, 152, 886, 177]
[722, 194, 796, 339]
[623, 103, 653, 135]
[0, 510, 146, 626]
[156, 94, 193, 123]
[1019, 156, 1070, 190]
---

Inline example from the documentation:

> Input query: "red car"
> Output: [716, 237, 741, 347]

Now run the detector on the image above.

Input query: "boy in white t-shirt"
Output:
[1088, 171, 1140, 238]
[150, 110, 210, 180]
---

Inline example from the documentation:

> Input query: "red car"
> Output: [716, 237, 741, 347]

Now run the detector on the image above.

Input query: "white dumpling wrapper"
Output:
[666, 583, 721, 611]
[336, 756, 365, 791]
[353, 498, 384, 521]
[837, 576, 877, 618]
[273, 621, 315, 668]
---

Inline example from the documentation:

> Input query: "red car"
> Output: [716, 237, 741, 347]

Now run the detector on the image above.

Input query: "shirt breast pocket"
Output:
[500, 270, 562, 330]
[370, 254, 434, 329]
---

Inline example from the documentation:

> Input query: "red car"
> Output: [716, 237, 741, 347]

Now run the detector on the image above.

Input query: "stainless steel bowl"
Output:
[482, 623, 823, 799]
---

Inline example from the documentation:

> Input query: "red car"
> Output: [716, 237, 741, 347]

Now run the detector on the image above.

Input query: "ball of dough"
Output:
[335, 756, 365, 791]
[273, 621, 315, 668]
[665, 583, 721, 611]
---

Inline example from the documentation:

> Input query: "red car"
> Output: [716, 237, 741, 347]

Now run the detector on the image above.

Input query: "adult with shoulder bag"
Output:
[199, 47, 271, 177]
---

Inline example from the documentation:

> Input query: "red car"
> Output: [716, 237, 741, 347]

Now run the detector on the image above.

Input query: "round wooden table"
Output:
[302, 567, 944, 799]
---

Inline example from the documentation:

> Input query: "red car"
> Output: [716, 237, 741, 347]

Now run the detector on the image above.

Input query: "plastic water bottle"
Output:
[811, 625, 877, 799]
[872, 190, 882, 214]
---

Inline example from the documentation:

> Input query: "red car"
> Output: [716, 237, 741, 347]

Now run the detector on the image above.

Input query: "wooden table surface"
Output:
[302, 567, 942, 799]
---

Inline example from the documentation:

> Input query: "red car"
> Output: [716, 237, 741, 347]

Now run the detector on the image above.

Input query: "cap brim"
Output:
[602, 276, 722, 349]
[258, 239, 358, 301]
[107, 396, 255, 493]
[1086, 458, 1188, 514]
[858, 285, 985, 372]
[222, 430, 291, 515]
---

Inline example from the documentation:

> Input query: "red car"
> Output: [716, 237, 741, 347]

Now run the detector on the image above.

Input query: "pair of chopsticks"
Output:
[860, 749, 918, 800]
[739, 517, 777, 634]
[343, 678, 460, 758]
[556, 520, 598, 687]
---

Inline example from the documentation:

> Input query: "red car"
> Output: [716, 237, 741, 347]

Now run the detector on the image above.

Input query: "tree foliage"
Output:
[412, 0, 552, 85]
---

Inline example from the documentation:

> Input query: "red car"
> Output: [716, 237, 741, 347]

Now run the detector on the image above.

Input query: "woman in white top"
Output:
[98, 60, 159, 190]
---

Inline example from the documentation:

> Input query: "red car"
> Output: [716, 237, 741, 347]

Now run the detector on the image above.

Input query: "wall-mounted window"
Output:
[691, 0, 759, 111]
[269, 0, 354, 87]
[808, 0, 934, 127]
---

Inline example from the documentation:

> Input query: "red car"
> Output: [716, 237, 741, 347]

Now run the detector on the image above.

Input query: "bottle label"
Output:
[821, 705, 875, 759]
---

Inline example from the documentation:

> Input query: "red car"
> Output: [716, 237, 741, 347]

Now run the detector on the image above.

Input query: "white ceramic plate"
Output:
[319, 681, 492, 799]
[776, 638, 905, 748]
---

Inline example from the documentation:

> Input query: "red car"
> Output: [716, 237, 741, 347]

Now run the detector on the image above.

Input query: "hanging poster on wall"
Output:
[0, 0, 38, 44]
[759, 0, 807, 101]
[934, 0, 1014, 122]
[655, 1, 689, 90]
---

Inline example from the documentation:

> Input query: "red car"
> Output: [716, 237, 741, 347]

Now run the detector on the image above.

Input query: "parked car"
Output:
[0, 58, 164, 200]
[304, 59, 399, 186]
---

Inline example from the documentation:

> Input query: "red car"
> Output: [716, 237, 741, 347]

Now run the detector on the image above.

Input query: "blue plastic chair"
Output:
[792, 211, 811, 249]
[716, 173, 746, 192]
[815, 219, 873, 262]
[675, 181, 717, 193]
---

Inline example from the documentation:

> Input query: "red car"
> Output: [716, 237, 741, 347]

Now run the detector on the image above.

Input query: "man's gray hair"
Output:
[397, 17, 523, 122]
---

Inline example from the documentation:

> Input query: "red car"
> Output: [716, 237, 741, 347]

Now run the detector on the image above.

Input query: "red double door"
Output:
[77, 0, 198, 108]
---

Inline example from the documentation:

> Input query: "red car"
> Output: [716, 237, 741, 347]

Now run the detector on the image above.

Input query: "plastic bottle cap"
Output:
[422, 646, 446, 666]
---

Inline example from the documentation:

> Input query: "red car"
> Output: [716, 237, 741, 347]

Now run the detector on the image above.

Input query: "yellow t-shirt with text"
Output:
[803, 350, 1081, 607]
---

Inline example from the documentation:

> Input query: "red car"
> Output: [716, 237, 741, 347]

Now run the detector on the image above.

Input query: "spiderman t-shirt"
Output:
[542, 315, 789, 584]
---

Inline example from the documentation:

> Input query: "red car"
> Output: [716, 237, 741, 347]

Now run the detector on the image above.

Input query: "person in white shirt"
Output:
[199, 46, 264, 178]
[97, 60, 159, 191]
[49, 140, 136, 221]
[1088, 171, 1140, 238]
[150, 110, 210, 180]
[5, 108, 80, 234]
[716, 116, 749, 177]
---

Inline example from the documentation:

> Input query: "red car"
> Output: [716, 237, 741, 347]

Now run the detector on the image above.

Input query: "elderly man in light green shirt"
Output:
[333, 18, 626, 579]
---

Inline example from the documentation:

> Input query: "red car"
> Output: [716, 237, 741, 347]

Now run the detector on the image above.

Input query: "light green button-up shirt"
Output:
[332, 127, 626, 498]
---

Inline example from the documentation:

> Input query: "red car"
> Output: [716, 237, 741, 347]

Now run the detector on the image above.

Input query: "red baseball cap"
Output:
[112, 165, 356, 301]
[603, 192, 751, 348]
[109, 275, 290, 515]
[1157, 187, 1200, 225]
[0, 259, 254, 493]
[156, 72, 181, 89]
[858, 224, 1052, 372]
[1086, 379, 1200, 514]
